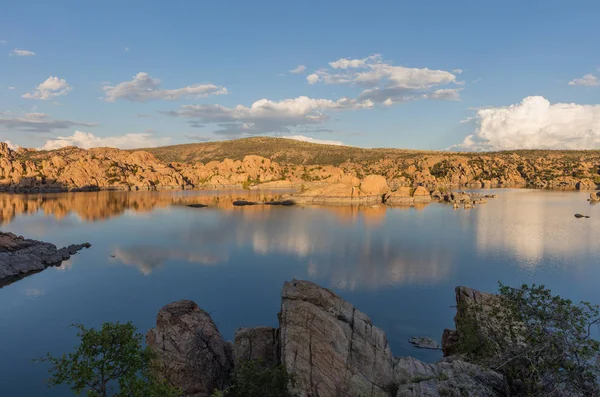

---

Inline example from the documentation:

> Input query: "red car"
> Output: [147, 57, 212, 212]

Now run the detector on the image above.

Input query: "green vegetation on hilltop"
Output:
[141, 137, 430, 165]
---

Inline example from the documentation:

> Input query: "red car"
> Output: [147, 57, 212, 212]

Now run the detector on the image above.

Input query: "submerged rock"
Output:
[146, 300, 234, 397]
[574, 213, 590, 219]
[409, 336, 440, 350]
[0, 232, 90, 280]
[187, 203, 208, 208]
[232, 200, 259, 206]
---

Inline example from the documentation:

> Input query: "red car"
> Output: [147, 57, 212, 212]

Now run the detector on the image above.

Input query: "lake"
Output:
[0, 189, 598, 396]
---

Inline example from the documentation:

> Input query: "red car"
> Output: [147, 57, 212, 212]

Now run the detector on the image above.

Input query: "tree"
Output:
[458, 283, 600, 396]
[40, 322, 181, 397]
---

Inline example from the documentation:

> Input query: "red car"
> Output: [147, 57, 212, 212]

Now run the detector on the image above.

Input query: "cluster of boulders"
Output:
[147, 280, 506, 397]
[286, 175, 498, 210]
[589, 192, 600, 202]
[1, 141, 599, 193]
[0, 232, 90, 283]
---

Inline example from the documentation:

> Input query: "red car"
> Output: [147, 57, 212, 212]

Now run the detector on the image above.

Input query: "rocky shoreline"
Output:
[0, 232, 90, 286]
[1, 140, 599, 194]
[147, 279, 505, 397]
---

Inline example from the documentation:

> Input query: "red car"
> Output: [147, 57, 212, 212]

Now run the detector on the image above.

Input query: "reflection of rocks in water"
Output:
[0, 190, 289, 225]
[111, 205, 450, 289]
[474, 190, 599, 268]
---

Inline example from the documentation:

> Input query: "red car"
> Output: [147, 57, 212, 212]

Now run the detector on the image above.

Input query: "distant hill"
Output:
[141, 137, 599, 165]
[142, 137, 433, 165]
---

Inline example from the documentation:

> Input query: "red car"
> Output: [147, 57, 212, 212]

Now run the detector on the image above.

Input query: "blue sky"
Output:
[1, 0, 599, 151]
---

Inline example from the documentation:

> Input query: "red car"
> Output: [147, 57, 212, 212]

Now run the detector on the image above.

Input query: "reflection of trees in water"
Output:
[112, 205, 452, 290]
[0, 190, 288, 224]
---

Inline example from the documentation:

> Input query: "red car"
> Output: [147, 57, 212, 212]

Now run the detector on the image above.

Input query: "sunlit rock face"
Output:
[2, 139, 598, 193]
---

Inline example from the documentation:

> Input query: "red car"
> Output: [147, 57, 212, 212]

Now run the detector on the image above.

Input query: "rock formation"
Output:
[1, 138, 599, 193]
[148, 280, 506, 397]
[285, 174, 389, 205]
[0, 232, 90, 283]
[146, 300, 234, 397]
[385, 186, 432, 206]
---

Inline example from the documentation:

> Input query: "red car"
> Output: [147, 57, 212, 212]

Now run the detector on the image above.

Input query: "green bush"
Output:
[212, 359, 294, 397]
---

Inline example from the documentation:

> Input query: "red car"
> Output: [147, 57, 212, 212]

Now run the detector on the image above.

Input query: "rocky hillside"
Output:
[1, 138, 599, 193]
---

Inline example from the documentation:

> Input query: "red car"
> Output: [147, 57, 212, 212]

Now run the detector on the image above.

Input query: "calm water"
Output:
[0, 189, 599, 396]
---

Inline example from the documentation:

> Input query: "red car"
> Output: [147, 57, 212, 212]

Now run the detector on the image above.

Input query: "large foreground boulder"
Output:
[146, 300, 234, 397]
[279, 279, 396, 397]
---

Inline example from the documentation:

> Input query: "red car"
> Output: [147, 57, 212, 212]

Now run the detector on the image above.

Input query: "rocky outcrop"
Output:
[385, 186, 432, 206]
[394, 356, 505, 397]
[149, 280, 505, 397]
[0, 232, 90, 281]
[146, 300, 234, 397]
[279, 279, 395, 397]
[441, 286, 513, 360]
[287, 175, 389, 205]
[589, 192, 600, 202]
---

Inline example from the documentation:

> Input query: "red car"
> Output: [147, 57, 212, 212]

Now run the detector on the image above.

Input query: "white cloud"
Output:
[306, 73, 319, 84]
[161, 95, 373, 135]
[329, 54, 382, 69]
[452, 96, 600, 151]
[289, 65, 306, 74]
[0, 40, 7, 45]
[313, 54, 459, 104]
[124, 47, 130, 52]
[22, 76, 72, 100]
[10, 48, 35, 56]
[41, 131, 170, 150]
[452, 69, 463, 74]
[102, 72, 227, 102]
[568, 74, 599, 87]
[428, 88, 462, 101]
[286, 135, 344, 146]
[7, 86, 16, 90]
[4, 140, 19, 150]
[0, 112, 96, 133]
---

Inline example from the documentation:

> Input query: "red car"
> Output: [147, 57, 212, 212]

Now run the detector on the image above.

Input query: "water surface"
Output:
[0, 189, 598, 396]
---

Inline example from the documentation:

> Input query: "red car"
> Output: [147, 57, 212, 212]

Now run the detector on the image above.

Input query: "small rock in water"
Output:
[409, 336, 441, 350]
[187, 203, 208, 208]
[233, 200, 259, 206]
[574, 213, 590, 219]
[264, 200, 295, 206]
